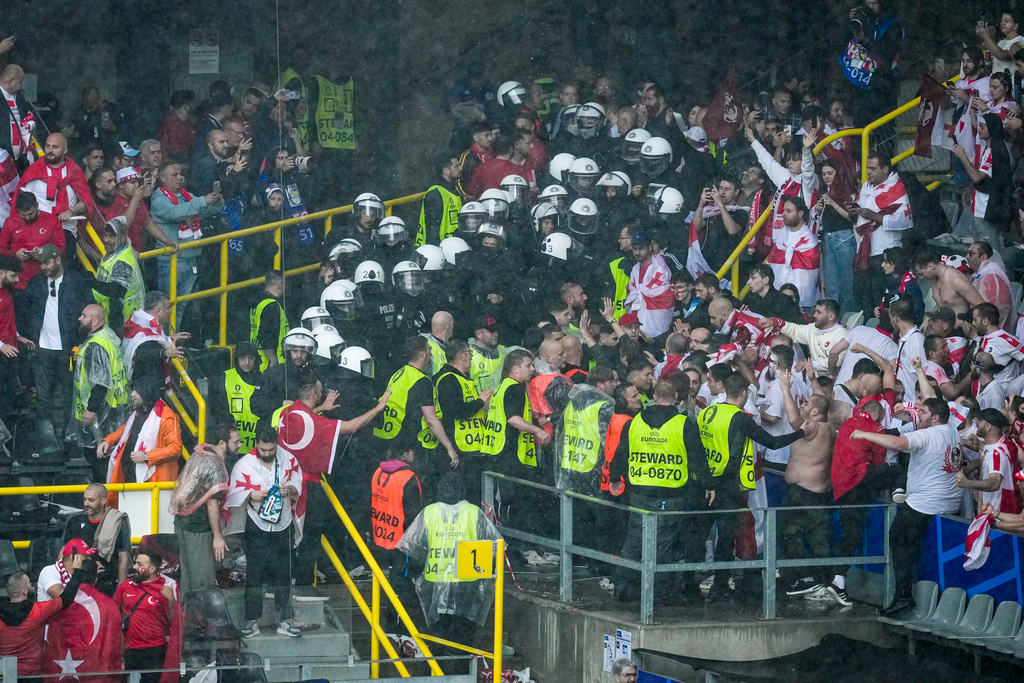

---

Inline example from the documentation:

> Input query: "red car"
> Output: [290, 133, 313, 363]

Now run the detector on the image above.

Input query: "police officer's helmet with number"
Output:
[639, 137, 673, 177]
[314, 328, 346, 365]
[567, 157, 600, 196]
[376, 216, 408, 246]
[497, 81, 527, 107]
[458, 201, 486, 238]
[571, 102, 606, 139]
[548, 153, 576, 184]
[567, 198, 599, 235]
[413, 245, 445, 281]
[339, 346, 375, 378]
[320, 281, 357, 321]
[301, 306, 333, 331]
[478, 188, 510, 221]
[392, 261, 425, 297]
[651, 186, 684, 216]
[328, 238, 363, 276]
[622, 128, 652, 163]
[439, 237, 471, 267]
[499, 174, 529, 204]
[541, 232, 584, 262]
[353, 193, 385, 227]
[354, 260, 385, 294]
[282, 328, 316, 358]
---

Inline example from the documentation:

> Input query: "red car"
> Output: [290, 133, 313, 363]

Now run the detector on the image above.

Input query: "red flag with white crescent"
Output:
[277, 401, 342, 479]
[702, 69, 743, 141]
[41, 584, 123, 683]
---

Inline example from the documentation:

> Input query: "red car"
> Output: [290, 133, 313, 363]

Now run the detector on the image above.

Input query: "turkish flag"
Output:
[42, 584, 123, 683]
[702, 69, 743, 141]
[915, 73, 947, 158]
[278, 401, 342, 479]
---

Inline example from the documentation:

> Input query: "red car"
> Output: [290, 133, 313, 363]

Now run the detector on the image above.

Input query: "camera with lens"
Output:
[294, 156, 316, 173]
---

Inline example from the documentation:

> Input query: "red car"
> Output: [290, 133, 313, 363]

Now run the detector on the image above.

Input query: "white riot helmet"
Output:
[354, 260, 385, 285]
[311, 323, 340, 337]
[639, 137, 673, 177]
[538, 184, 570, 213]
[622, 128, 652, 163]
[439, 236, 471, 266]
[500, 174, 529, 204]
[412, 244, 445, 281]
[567, 198, 599, 235]
[567, 157, 600, 196]
[339, 345, 375, 378]
[328, 238, 363, 276]
[301, 306, 333, 331]
[596, 170, 631, 191]
[376, 216, 408, 246]
[457, 201, 485, 239]
[352, 193, 385, 229]
[476, 222, 506, 250]
[314, 328, 346, 365]
[282, 328, 316, 358]
[320, 280, 357, 321]
[478, 188, 510, 220]
[548, 153, 576, 183]
[571, 102, 606, 139]
[541, 232, 584, 262]
[497, 81, 527, 107]
[561, 104, 582, 137]
[392, 260, 425, 297]
[651, 186, 684, 216]
[532, 203, 562, 234]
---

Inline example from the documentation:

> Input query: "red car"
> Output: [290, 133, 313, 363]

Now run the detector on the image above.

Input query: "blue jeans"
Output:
[822, 229, 856, 314]
[157, 256, 198, 328]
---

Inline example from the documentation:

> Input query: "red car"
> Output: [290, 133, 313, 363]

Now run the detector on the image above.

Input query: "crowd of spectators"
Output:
[3, 2, 1024, 677]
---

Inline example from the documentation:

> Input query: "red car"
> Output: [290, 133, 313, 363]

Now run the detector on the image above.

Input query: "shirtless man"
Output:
[912, 252, 983, 318]
[778, 368, 834, 597]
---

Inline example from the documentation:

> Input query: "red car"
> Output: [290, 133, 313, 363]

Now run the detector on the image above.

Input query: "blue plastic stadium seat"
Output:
[904, 587, 966, 633]
[878, 580, 938, 626]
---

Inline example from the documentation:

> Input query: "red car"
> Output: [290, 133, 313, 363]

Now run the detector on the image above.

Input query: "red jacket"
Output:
[95, 193, 150, 252]
[466, 157, 520, 199]
[832, 411, 886, 500]
[0, 598, 63, 675]
[0, 211, 65, 289]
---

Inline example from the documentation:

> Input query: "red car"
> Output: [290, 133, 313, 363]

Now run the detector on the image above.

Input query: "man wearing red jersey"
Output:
[114, 550, 176, 683]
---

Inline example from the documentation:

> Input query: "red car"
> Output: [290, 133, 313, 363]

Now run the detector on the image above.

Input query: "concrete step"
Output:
[238, 623, 369, 682]
[222, 585, 330, 629]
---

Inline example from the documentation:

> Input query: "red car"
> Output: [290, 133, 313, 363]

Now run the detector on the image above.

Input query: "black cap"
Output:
[0, 254, 22, 273]
[977, 407, 1010, 430]
[235, 341, 259, 360]
[928, 306, 956, 325]
[475, 314, 499, 331]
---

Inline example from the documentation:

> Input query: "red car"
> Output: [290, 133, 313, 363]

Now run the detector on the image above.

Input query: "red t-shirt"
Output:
[0, 211, 66, 289]
[466, 157, 520, 199]
[158, 113, 196, 161]
[0, 285, 15, 345]
[0, 598, 63, 674]
[114, 577, 174, 649]
[95, 193, 151, 252]
[832, 411, 887, 500]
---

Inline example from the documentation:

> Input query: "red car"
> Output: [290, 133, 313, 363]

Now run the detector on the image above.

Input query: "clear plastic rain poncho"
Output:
[168, 444, 230, 517]
[553, 383, 614, 493]
[396, 501, 502, 625]
[96, 216, 146, 323]
[67, 327, 130, 448]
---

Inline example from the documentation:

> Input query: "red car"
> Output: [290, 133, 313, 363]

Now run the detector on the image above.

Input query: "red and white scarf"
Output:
[107, 401, 166, 484]
[3, 88, 34, 159]
[159, 187, 203, 240]
[0, 149, 18, 222]
[54, 558, 72, 585]
[121, 310, 172, 380]
[964, 513, 994, 570]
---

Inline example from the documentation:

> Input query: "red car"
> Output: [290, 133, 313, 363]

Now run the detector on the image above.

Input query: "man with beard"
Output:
[689, 176, 749, 276]
[15, 133, 93, 264]
[60, 484, 132, 596]
[113, 550, 177, 683]
[0, 191, 65, 291]
[211, 342, 262, 454]
[97, 375, 182, 508]
[69, 304, 130, 479]
[765, 196, 821, 310]
[91, 166, 171, 254]
[250, 328, 317, 422]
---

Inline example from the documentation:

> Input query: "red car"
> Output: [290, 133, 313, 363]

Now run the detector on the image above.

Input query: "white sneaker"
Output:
[892, 488, 907, 505]
[276, 621, 301, 637]
[240, 620, 259, 638]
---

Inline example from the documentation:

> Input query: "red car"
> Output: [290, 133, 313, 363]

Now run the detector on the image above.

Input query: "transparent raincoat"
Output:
[168, 444, 230, 517]
[67, 327, 130, 448]
[553, 383, 613, 492]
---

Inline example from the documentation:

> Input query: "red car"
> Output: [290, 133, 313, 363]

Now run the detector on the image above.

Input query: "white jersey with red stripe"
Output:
[946, 336, 967, 373]
[766, 223, 821, 308]
[978, 329, 1024, 382]
[982, 438, 1023, 514]
[854, 171, 913, 256]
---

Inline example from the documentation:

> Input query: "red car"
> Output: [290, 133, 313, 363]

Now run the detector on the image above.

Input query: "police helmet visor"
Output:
[283, 338, 315, 354]
[411, 253, 440, 281]
[303, 314, 333, 330]
[332, 252, 362, 276]
[640, 153, 671, 177]
[540, 195, 569, 213]
[326, 298, 356, 321]
[460, 212, 484, 234]
[480, 197, 509, 219]
[502, 184, 528, 203]
[622, 139, 644, 162]
[569, 171, 598, 193]
[357, 357, 375, 378]
[327, 342, 345, 365]
[568, 213, 597, 235]
[394, 270, 425, 297]
[376, 224, 408, 246]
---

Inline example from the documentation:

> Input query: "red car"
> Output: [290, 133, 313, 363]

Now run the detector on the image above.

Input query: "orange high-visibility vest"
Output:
[370, 466, 421, 550]
[601, 414, 631, 495]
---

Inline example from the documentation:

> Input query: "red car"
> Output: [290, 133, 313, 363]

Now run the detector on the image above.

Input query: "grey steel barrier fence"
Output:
[481, 471, 896, 624]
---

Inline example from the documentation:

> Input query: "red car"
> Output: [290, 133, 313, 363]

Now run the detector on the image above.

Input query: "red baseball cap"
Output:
[62, 539, 97, 556]
[619, 312, 640, 327]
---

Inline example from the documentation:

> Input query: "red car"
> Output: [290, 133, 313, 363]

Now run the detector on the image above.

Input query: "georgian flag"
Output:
[624, 252, 675, 337]
[0, 148, 18, 222]
[766, 224, 821, 308]
[41, 584, 123, 683]
[964, 514, 995, 570]
[226, 449, 305, 546]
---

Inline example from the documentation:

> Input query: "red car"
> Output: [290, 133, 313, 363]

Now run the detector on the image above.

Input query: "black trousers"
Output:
[779, 485, 832, 585]
[889, 503, 934, 600]
[706, 486, 745, 566]
[32, 348, 72, 442]
[124, 645, 167, 683]
[243, 515, 293, 622]
[617, 488, 707, 595]
[837, 463, 906, 577]
[294, 482, 346, 585]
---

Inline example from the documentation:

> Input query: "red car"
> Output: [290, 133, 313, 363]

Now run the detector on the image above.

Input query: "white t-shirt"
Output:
[36, 563, 66, 602]
[981, 439, 1019, 513]
[993, 36, 1024, 76]
[756, 377, 809, 464]
[895, 327, 926, 402]
[835, 326, 899, 385]
[39, 274, 64, 351]
[904, 423, 964, 515]
[975, 378, 1007, 411]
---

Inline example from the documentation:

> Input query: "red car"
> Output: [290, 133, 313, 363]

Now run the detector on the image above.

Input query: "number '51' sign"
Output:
[456, 540, 496, 579]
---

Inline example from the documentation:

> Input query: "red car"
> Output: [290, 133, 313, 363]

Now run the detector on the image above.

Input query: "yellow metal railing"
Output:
[0, 481, 174, 549]
[139, 192, 427, 337]
[169, 357, 206, 444]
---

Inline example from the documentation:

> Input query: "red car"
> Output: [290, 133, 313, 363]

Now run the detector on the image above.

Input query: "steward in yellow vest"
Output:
[434, 339, 492, 503]
[249, 272, 288, 372]
[416, 155, 463, 246]
[211, 342, 262, 454]
[554, 366, 619, 494]
[69, 305, 130, 452]
[478, 349, 549, 481]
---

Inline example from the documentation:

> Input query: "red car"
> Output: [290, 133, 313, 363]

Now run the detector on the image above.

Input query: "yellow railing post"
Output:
[171, 358, 206, 443]
[731, 260, 740, 293]
[325, 215, 333, 237]
[219, 242, 229, 347]
[371, 575, 381, 679]
[714, 206, 772, 282]
[151, 486, 161, 534]
[493, 538, 504, 679]
[169, 251, 178, 330]
[274, 227, 282, 270]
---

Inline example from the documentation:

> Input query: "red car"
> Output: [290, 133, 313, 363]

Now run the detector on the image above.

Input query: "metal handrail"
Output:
[482, 471, 895, 624]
